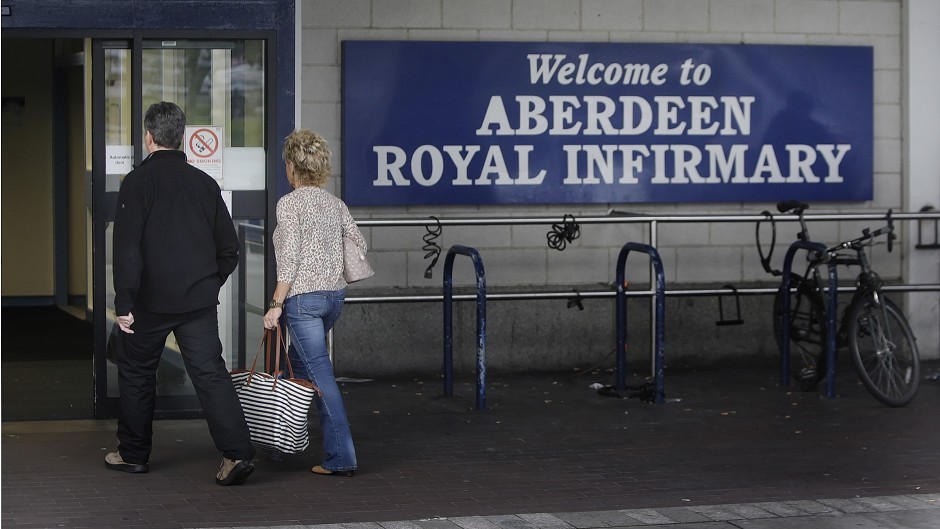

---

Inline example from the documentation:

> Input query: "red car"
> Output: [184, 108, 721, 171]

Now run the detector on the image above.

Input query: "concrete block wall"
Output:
[298, 0, 915, 377]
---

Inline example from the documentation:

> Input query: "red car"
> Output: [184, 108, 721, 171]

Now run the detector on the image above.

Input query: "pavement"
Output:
[3, 361, 940, 529]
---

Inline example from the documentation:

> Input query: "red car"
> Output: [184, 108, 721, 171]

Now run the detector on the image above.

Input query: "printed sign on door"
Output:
[184, 125, 225, 185]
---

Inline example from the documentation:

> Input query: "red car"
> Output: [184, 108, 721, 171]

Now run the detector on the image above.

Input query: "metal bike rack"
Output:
[442, 245, 487, 411]
[322, 210, 940, 390]
[781, 240, 839, 398]
[615, 242, 666, 403]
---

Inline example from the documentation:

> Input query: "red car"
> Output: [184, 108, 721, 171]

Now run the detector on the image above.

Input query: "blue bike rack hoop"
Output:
[781, 240, 838, 398]
[615, 242, 666, 403]
[442, 244, 487, 410]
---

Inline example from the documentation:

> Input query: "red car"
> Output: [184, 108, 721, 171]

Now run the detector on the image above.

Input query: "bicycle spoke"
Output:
[880, 315, 915, 397]
[883, 335, 915, 397]
[862, 309, 900, 396]
[881, 357, 902, 398]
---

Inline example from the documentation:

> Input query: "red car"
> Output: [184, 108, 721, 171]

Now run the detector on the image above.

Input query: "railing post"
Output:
[615, 242, 666, 403]
[442, 245, 487, 410]
[781, 241, 838, 398]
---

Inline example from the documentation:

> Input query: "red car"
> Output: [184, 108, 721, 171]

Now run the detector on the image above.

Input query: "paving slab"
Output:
[3, 363, 939, 528]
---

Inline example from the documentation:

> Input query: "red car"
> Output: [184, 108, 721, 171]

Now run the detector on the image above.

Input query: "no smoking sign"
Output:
[184, 125, 225, 182]
[190, 128, 219, 158]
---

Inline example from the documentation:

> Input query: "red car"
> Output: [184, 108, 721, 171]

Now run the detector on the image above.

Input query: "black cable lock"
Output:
[547, 214, 581, 251]
[423, 216, 443, 279]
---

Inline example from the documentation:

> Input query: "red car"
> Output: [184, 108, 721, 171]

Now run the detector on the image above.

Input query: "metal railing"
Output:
[333, 210, 940, 383]
[346, 209, 940, 306]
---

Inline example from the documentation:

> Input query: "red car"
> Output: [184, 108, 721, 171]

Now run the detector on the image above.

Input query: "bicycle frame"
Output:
[766, 203, 894, 337]
[835, 247, 895, 350]
[804, 245, 887, 350]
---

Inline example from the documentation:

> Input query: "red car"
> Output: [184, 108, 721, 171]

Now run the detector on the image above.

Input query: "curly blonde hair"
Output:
[282, 129, 331, 187]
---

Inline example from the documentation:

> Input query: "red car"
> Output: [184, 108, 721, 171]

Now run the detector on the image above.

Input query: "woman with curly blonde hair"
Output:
[262, 129, 367, 477]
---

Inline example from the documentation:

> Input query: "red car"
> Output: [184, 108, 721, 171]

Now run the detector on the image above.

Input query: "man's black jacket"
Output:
[113, 149, 239, 315]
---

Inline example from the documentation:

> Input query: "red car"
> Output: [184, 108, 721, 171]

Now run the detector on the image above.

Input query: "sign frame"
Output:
[342, 41, 873, 207]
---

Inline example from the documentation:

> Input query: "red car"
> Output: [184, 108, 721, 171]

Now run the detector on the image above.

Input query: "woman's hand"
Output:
[263, 307, 282, 329]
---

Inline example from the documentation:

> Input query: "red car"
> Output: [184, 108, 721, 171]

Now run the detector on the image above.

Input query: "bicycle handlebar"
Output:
[825, 209, 895, 255]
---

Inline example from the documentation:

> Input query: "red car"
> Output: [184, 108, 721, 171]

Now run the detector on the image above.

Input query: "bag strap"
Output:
[271, 325, 299, 380]
[267, 326, 283, 377]
[265, 327, 274, 374]
[271, 326, 282, 376]
[240, 332, 268, 385]
[274, 325, 321, 395]
[247, 327, 287, 377]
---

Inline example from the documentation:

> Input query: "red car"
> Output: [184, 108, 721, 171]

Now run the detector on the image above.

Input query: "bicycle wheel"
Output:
[773, 276, 828, 391]
[847, 296, 920, 407]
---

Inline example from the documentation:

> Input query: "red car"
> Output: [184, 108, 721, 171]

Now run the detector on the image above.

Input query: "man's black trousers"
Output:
[114, 306, 255, 464]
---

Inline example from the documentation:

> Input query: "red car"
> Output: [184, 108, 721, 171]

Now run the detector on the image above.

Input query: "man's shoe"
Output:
[104, 452, 149, 474]
[215, 458, 254, 486]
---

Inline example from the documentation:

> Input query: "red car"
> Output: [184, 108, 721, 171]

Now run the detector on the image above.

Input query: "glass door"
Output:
[92, 36, 271, 418]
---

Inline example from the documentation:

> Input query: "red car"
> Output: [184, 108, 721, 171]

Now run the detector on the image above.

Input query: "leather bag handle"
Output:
[242, 326, 320, 395]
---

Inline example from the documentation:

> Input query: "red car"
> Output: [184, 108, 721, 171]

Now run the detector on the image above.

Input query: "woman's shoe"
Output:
[311, 465, 354, 477]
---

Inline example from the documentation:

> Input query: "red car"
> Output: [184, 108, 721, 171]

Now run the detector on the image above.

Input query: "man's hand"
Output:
[118, 312, 135, 334]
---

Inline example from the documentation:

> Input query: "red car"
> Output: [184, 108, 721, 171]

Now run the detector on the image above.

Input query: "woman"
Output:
[262, 129, 366, 477]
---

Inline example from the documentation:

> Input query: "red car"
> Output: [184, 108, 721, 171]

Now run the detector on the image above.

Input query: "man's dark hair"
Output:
[144, 101, 186, 149]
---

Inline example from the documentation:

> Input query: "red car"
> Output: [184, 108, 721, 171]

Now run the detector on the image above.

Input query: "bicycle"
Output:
[756, 201, 920, 407]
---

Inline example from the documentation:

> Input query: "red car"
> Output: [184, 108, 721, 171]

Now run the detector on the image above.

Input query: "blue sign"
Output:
[342, 41, 872, 206]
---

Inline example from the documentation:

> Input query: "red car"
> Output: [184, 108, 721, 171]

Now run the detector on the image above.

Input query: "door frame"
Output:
[90, 31, 279, 418]
[3, 0, 294, 419]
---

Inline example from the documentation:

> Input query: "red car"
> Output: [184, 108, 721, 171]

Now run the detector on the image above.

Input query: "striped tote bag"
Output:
[231, 326, 320, 454]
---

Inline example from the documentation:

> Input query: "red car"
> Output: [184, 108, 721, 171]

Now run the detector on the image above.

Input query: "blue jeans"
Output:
[283, 290, 357, 472]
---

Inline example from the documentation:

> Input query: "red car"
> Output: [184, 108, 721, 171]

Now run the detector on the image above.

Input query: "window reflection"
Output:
[240, 220, 266, 360]
[104, 48, 131, 192]
[142, 40, 266, 189]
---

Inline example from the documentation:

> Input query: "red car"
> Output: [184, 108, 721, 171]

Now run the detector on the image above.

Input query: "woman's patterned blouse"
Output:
[273, 186, 367, 298]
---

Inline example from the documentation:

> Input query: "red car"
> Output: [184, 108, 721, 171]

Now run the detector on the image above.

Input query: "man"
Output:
[107, 101, 255, 486]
